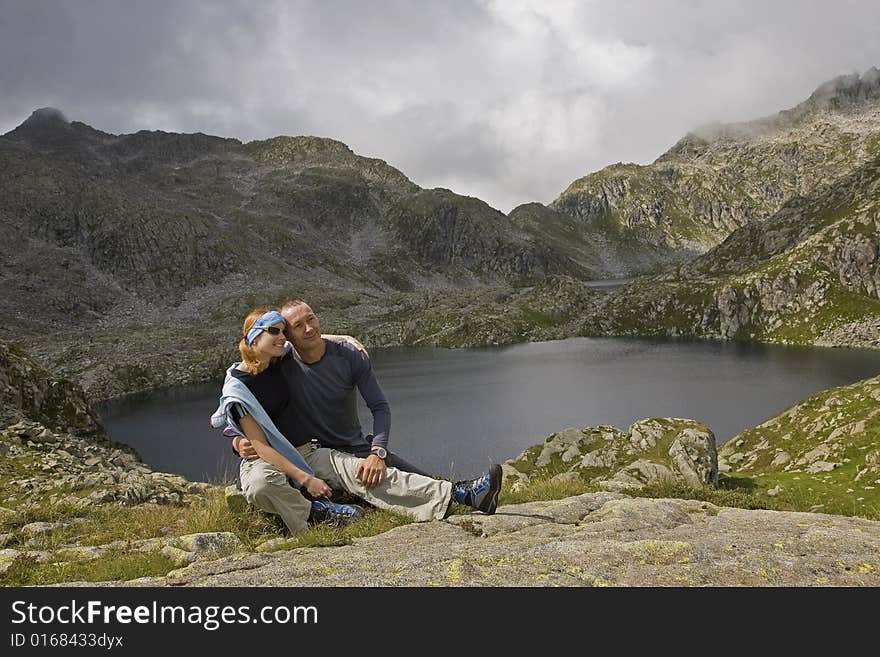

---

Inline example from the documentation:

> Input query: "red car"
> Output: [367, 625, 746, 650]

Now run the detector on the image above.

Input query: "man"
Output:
[233, 299, 427, 486]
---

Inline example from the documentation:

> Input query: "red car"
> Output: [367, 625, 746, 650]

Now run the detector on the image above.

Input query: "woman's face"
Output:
[251, 322, 287, 358]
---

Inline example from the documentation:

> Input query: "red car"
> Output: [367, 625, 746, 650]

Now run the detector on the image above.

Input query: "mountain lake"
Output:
[99, 337, 880, 483]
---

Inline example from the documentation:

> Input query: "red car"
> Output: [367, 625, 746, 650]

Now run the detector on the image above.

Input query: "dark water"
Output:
[99, 337, 880, 483]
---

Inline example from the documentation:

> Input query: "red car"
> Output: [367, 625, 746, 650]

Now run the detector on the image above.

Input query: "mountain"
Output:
[0, 110, 613, 335]
[581, 148, 880, 348]
[3, 68, 879, 399]
[549, 67, 880, 262]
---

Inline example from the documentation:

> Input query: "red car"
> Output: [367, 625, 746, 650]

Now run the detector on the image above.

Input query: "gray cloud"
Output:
[2, 0, 879, 212]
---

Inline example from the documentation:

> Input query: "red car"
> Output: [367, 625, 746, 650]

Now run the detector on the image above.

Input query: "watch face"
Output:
[375, 447, 387, 459]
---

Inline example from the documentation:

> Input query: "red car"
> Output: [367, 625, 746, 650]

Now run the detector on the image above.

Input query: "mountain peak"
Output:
[660, 66, 880, 155]
[6, 107, 73, 140]
[5, 107, 118, 149]
[22, 107, 70, 126]
[808, 66, 880, 104]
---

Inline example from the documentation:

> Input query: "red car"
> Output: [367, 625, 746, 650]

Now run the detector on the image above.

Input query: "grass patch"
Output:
[0, 499, 418, 584]
[518, 308, 557, 327]
[626, 476, 880, 521]
[500, 476, 596, 506]
[629, 479, 786, 512]
[1, 487, 287, 552]
[0, 501, 86, 534]
[0, 487, 419, 583]
[262, 509, 414, 551]
[0, 550, 178, 586]
[65, 488, 285, 550]
[749, 471, 880, 520]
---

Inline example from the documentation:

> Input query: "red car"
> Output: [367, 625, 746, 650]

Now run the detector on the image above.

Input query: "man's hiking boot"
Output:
[452, 464, 502, 514]
[309, 500, 366, 526]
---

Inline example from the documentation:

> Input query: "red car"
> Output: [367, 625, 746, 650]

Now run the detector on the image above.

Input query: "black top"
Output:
[229, 352, 310, 447]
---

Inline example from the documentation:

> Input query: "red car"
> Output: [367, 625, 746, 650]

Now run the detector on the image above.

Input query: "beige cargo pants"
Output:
[240, 443, 453, 533]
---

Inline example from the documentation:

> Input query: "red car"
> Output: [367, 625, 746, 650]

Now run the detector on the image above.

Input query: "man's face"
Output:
[281, 303, 322, 349]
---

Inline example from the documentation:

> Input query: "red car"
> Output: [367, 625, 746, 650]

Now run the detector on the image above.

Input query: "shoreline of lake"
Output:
[99, 336, 880, 483]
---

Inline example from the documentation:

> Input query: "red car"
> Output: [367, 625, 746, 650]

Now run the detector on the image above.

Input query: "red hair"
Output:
[238, 308, 277, 375]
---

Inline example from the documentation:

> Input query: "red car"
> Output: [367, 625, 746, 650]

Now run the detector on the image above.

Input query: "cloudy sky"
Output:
[2, 1, 880, 212]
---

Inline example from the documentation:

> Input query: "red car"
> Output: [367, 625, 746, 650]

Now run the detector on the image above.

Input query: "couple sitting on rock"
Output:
[211, 299, 502, 533]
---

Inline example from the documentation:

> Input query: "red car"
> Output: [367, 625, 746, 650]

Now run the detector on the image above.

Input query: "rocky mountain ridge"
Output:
[550, 68, 880, 259]
[0, 107, 610, 336]
[2, 68, 879, 402]
[580, 150, 880, 348]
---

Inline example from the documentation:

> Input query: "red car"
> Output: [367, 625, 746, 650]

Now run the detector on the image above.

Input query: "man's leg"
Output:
[299, 444, 452, 522]
[239, 458, 312, 533]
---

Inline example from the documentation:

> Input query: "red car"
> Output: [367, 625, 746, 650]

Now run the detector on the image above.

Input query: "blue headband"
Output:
[245, 310, 286, 346]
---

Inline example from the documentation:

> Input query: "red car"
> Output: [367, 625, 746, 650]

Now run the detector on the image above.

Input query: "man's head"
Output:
[280, 299, 322, 350]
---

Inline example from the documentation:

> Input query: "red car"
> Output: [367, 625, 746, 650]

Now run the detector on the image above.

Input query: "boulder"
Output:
[770, 451, 791, 467]
[55, 546, 108, 561]
[574, 447, 619, 470]
[161, 546, 198, 567]
[598, 459, 677, 491]
[534, 428, 596, 467]
[668, 427, 718, 486]
[21, 521, 60, 538]
[628, 420, 666, 452]
[550, 471, 582, 484]
[33, 428, 58, 444]
[500, 465, 529, 489]
[173, 532, 241, 558]
[806, 461, 840, 473]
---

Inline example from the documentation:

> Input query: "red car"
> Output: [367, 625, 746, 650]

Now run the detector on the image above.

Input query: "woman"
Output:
[212, 309, 502, 534]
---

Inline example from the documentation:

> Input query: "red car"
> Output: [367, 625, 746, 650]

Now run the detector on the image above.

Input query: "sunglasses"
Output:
[258, 326, 284, 336]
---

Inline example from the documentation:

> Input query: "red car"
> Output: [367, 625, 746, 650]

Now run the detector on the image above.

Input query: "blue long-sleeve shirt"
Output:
[284, 339, 390, 452]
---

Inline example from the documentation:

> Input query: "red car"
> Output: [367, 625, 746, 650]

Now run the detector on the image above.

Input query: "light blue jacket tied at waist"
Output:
[210, 361, 314, 486]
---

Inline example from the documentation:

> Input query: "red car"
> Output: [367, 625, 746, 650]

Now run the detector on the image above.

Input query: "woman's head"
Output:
[239, 309, 287, 375]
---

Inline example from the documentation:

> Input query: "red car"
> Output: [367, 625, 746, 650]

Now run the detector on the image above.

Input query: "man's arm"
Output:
[348, 349, 391, 488]
[353, 354, 390, 450]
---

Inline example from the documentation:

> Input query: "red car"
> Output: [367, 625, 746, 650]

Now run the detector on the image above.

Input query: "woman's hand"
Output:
[302, 475, 332, 499]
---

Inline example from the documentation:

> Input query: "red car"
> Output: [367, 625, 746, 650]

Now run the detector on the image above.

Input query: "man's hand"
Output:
[324, 334, 369, 356]
[233, 436, 259, 460]
[355, 454, 386, 488]
[343, 336, 368, 356]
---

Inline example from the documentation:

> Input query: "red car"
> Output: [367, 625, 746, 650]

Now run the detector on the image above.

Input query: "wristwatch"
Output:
[371, 447, 388, 460]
